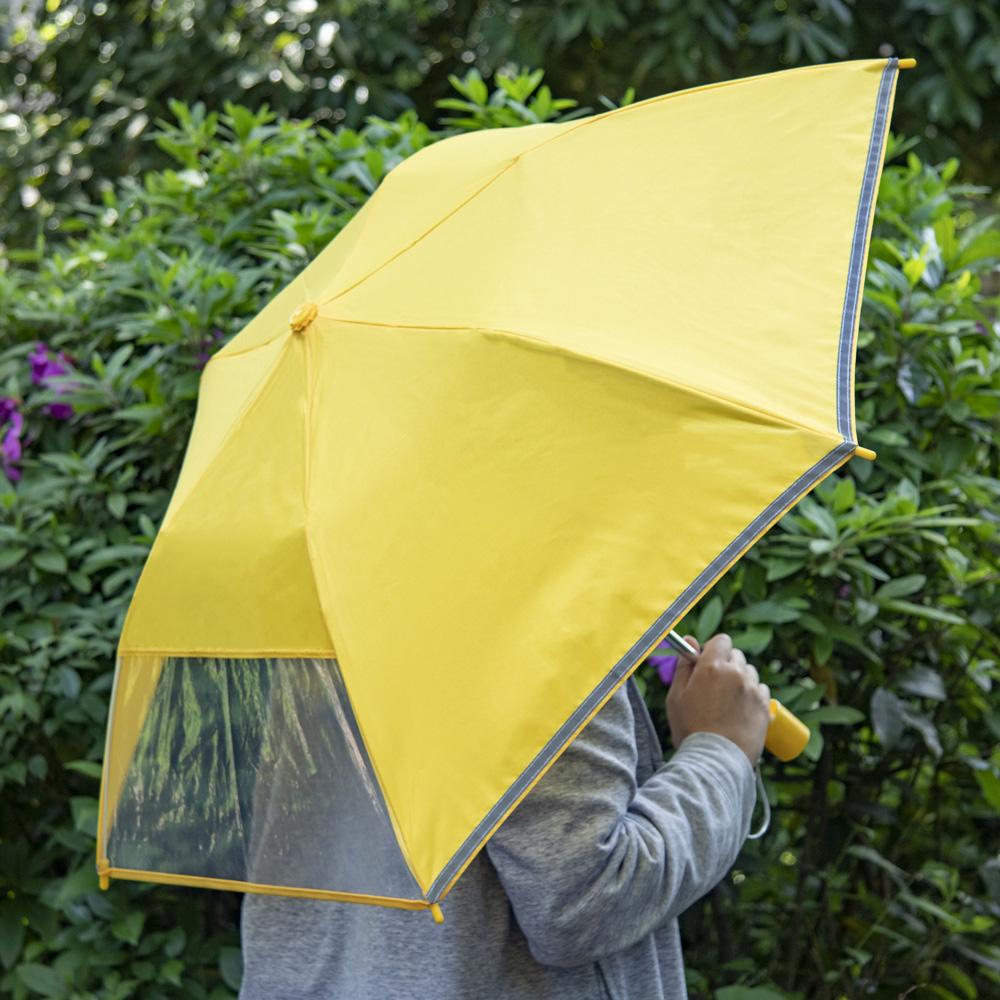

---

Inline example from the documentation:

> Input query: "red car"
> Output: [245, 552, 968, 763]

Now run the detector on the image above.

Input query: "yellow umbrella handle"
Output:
[765, 698, 810, 761]
[663, 631, 810, 761]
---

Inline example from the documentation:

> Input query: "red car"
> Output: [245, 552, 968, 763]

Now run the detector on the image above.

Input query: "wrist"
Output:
[677, 730, 757, 776]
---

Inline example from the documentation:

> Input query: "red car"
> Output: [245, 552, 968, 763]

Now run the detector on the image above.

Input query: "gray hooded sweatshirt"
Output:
[238, 677, 757, 999]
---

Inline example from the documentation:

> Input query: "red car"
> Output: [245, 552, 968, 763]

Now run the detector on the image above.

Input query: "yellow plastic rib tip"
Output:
[898, 58, 917, 69]
[97, 863, 110, 890]
[854, 446, 877, 462]
[430, 903, 444, 924]
[289, 301, 318, 334]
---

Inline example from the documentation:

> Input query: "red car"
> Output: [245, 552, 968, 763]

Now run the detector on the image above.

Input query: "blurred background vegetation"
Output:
[3, 0, 1000, 248]
[1, 2, 998, 999]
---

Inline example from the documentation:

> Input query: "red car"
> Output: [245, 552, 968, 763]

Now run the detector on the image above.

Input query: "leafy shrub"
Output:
[1, 69, 998, 998]
[0, 93, 439, 999]
[4, 0, 999, 247]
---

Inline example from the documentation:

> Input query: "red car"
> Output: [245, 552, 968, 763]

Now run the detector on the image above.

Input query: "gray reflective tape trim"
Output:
[836, 57, 898, 440]
[429, 439, 859, 901]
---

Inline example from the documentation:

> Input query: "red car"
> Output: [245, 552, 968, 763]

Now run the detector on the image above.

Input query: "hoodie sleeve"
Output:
[484, 682, 757, 968]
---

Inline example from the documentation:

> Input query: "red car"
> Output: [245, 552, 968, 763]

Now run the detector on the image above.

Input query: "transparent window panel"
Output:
[102, 656, 422, 901]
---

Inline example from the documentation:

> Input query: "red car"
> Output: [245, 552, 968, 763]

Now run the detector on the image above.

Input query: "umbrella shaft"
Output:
[663, 630, 698, 658]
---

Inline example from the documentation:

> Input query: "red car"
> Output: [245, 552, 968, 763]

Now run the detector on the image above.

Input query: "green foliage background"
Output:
[1, 5, 999, 1000]
[3, 0, 1000, 248]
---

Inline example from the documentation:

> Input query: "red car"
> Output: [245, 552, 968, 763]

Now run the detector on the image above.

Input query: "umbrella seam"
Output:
[307, 58, 893, 316]
[206, 59, 896, 365]
[315, 156, 522, 312]
[427, 439, 857, 902]
[300, 323, 338, 655]
[316, 317, 846, 445]
[209, 273, 308, 363]
[205, 330, 292, 368]
[208, 332, 288, 362]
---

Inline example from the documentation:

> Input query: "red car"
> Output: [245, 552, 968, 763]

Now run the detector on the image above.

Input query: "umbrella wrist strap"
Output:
[746, 761, 771, 840]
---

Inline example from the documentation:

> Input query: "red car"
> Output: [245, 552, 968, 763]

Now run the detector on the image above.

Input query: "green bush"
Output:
[1, 69, 998, 998]
[4, 0, 999, 247]
[0, 93, 436, 1000]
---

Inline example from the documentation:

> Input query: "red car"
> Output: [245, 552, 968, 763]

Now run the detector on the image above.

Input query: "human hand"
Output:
[665, 632, 771, 767]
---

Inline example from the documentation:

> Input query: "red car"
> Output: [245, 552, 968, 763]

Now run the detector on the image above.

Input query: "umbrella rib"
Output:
[300, 319, 338, 656]
[318, 316, 852, 448]
[207, 334, 285, 362]
[314, 59, 891, 314]
[211, 58, 898, 380]
[315, 155, 522, 311]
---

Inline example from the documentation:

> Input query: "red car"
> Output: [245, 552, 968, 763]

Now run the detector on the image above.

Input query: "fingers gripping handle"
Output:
[663, 631, 810, 762]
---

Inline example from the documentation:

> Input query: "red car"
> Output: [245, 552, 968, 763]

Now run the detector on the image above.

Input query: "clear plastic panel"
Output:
[103, 656, 422, 901]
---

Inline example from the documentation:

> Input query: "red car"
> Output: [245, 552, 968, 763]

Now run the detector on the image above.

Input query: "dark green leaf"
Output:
[31, 552, 68, 575]
[871, 688, 905, 749]
[219, 947, 243, 991]
[16, 964, 66, 997]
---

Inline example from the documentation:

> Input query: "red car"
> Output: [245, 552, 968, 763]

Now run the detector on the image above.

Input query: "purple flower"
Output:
[29, 342, 68, 384]
[837, 583, 852, 599]
[45, 402, 74, 420]
[650, 653, 679, 685]
[1, 402, 24, 481]
[0, 397, 17, 426]
[28, 342, 76, 419]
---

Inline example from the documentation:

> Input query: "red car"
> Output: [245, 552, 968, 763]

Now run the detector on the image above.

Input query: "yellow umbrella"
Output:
[97, 56, 912, 923]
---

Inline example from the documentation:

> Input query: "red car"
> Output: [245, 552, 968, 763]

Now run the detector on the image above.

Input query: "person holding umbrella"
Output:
[237, 631, 770, 999]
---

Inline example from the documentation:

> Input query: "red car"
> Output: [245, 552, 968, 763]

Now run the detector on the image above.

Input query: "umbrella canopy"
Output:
[98, 56, 910, 920]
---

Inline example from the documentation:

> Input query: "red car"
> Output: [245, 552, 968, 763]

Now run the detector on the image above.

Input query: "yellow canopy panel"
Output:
[98, 57, 908, 917]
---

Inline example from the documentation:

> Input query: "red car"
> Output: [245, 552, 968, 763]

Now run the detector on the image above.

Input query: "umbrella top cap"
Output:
[289, 301, 318, 335]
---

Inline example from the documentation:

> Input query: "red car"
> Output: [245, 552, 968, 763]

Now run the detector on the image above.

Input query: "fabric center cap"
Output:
[289, 301, 318, 334]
